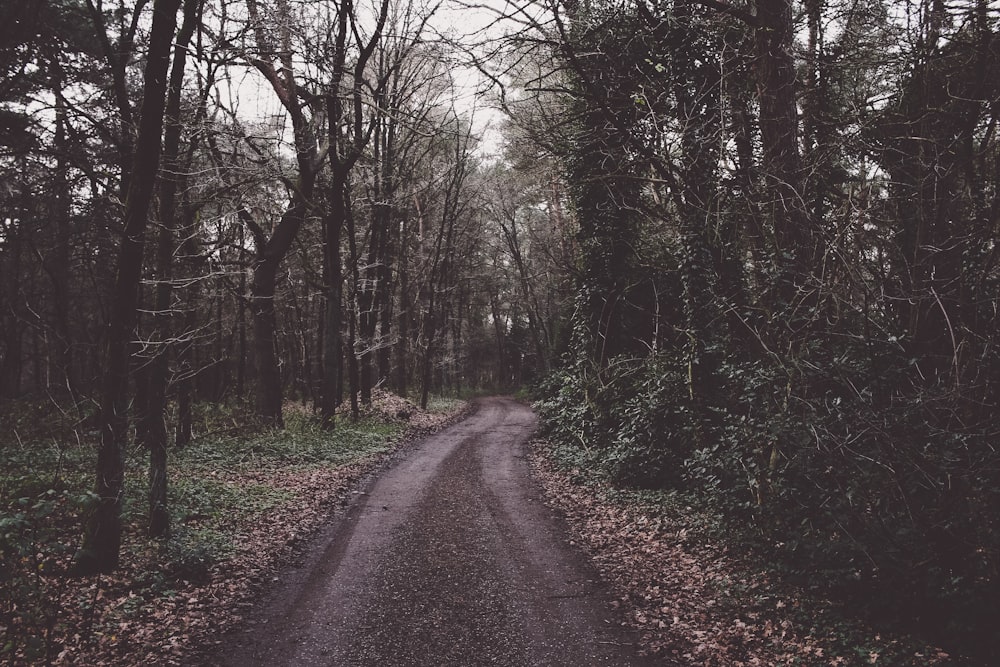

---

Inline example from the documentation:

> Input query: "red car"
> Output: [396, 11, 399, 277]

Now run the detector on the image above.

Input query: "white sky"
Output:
[208, 0, 519, 161]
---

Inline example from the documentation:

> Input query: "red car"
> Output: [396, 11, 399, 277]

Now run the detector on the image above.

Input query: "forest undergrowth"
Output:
[531, 439, 956, 667]
[0, 393, 465, 666]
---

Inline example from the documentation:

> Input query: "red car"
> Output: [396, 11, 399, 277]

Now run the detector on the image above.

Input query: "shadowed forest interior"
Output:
[2, 0, 1000, 663]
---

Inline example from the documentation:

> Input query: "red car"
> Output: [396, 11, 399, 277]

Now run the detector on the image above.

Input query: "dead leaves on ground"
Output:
[2, 399, 463, 666]
[528, 443, 952, 667]
[6, 465, 367, 666]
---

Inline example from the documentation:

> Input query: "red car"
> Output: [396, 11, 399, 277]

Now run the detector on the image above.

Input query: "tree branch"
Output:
[688, 0, 759, 25]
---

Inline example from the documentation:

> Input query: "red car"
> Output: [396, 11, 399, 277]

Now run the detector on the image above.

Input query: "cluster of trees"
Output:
[0, 0, 569, 574]
[498, 0, 1000, 659]
[7, 0, 997, 656]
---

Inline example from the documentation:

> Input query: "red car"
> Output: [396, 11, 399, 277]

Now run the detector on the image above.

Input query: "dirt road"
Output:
[219, 397, 650, 666]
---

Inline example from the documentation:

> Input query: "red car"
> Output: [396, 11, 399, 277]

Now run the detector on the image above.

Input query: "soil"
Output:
[215, 397, 655, 666]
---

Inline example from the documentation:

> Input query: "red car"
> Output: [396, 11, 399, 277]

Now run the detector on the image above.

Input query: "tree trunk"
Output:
[672, 0, 722, 421]
[50, 69, 78, 402]
[237, 226, 248, 400]
[396, 216, 410, 397]
[375, 110, 397, 389]
[251, 212, 304, 429]
[320, 174, 347, 428]
[74, 0, 182, 575]
[376, 234, 395, 387]
[346, 189, 361, 420]
[245, 0, 319, 427]
[143, 0, 200, 538]
[419, 298, 436, 410]
[754, 0, 813, 293]
[174, 191, 203, 449]
[0, 230, 24, 398]
[360, 107, 397, 401]
[358, 195, 383, 406]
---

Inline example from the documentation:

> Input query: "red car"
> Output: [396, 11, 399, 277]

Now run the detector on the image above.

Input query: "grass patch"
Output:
[179, 417, 400, 471]
[424, 396, 466, 414]
[170, 477, 294, 525]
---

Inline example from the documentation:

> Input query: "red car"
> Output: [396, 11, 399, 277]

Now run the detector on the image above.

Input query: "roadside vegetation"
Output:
[532, 438, 957, 667]
[0, 394, 463, 666]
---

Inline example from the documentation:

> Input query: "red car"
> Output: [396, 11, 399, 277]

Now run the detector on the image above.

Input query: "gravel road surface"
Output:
[219, 397, 651, 666]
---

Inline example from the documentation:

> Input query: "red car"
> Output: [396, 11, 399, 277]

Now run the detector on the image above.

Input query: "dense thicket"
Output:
[508, 0, 1000, 659]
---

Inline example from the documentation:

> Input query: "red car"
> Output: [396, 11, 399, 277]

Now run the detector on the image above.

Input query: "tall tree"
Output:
[418, 115, 476, 409]
[140, 0, 202, 539]
[243, 0, 323, 428]
[317, 0, 392, 425]
[74, 0, 182, 574]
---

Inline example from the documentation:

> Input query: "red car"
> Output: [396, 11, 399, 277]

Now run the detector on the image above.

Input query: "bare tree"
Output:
[241, 0, 324, 427]
[74, 0, 183, 574]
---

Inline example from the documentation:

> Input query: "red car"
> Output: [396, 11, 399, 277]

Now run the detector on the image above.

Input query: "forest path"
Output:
[218, 396, 651, 666]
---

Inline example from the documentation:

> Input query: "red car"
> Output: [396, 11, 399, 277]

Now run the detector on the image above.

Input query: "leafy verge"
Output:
[531, 438, 956, 667]
[0, 394, 463, 665]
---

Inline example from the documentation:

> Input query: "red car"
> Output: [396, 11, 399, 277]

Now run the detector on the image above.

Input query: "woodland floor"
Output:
[3, 395, 959, 665]
[212, 396, 954, 667]
[215, 396, 652, 667]
[0, 392, 463, 666]
[529, 450, 958, 667]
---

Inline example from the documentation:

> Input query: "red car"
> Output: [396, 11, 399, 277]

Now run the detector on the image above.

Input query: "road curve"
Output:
[219, 397, 650, 666]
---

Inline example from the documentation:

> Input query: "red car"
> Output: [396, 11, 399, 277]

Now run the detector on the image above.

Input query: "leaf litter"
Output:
[528, 441, 955, 667]
[1, 396, 466, 666]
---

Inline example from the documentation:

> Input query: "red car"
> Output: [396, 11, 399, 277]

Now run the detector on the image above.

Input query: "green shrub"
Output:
[534, 332, 1000, 661]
